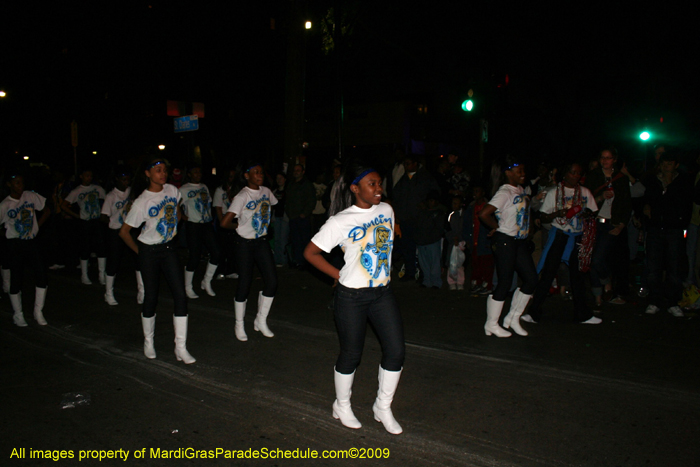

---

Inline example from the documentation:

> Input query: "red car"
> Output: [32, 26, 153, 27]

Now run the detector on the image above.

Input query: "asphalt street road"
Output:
[2, 262, 699, 466]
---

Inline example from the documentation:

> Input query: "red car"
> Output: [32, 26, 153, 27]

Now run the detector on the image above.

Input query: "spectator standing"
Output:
[285, 164, 316, 269]
[392, 155, 440, 282]
[584, 148, 632, 309]
[642, 152, 693, 317]
[414, 191, 447, 289]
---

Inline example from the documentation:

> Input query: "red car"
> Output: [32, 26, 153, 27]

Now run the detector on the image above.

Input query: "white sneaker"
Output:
[667, 306, 684, 317]
[216, 274, 225, 280]
[581, 316, 602, 324]
[521, 314, 537, 323]
[449, 284, 456, 290]
[645, 304, 660, 315]
[225, 273, 239, 279]
[456, 284, 464, 290]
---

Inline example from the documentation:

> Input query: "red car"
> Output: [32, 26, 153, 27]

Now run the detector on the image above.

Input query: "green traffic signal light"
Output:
[461, 100, 474, 112]
[639, 131, 651, 141]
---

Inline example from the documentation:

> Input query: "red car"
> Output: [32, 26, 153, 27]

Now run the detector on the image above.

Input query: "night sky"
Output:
[2, 1, 698, 177]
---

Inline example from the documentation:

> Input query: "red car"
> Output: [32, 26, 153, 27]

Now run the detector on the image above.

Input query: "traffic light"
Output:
[639, 131, 651, 141]
[462, 88, 474, 112]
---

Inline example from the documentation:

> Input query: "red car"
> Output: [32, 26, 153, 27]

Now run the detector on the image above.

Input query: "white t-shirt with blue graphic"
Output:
[489, 184, 530, 239]
[540, 185, 598, 234]
[0, 191, 46, 240]
[179, 183, 213, 224]
[311, 202, 394, 289]
[65, 184, 106, 220]
[101, 187, 132, 230]
[125, 184, 181, 245]
[213, 186, 232, 212]
[228, 186, 278, 239]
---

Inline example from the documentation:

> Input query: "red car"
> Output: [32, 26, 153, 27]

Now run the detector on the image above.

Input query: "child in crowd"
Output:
[465, 185, 494, 295]
[445, 196, 466, 290]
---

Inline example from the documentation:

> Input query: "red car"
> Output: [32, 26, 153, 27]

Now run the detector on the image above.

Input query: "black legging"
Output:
[7, 238, 47, 294]
[233, 236, 277, 302]
[216, 228, 237, 276]
[106, 229, 139, 276]
[79, 219, 106, 260]
[185, 222, 220, 271]
[334, 284, 405, 374]
[138, 241, 187, 318]
[491, 232, 538, 301]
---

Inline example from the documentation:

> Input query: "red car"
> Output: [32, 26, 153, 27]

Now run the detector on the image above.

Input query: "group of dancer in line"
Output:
[5, 151, 636, 434]
[2, 157, 404, 435]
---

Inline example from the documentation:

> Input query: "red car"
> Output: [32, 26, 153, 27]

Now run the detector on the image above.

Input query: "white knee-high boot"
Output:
[141, 314, 156, 359]
[173, 315, 196, 364]
[33, 287, 48, 326]
[200, 262, 217, 296]
[184, 268, 199, 299]
[372, 366, 403, 435]
[135, 271, 145, 304]
[10, 292, 27, 327]
[1, 268, 10, 294]
[254, 291, 274, 337]
[333, 368, 362, 429]
[97, 257, 107, 285]
[104, 275, 118, 306]
[234, 300, 248, 341]
[503, 288, 531, 336]
[485, 295, 512, 337]
[80, 259, 92, 285]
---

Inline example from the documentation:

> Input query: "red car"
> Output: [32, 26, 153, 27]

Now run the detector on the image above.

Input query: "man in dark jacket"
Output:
[392, 155, 441, 281]
[285, 164, 316, 268]
[642, 151, 693, 317]
[584, 147, 633, 307]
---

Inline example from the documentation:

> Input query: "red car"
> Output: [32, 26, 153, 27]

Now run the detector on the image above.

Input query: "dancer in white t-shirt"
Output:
[220, 163, 278, 342]
[100, 167, 143, 306]
[119, 158, 195, 364]
[478, 156, 538, 338]
[63, 168, 107, 285]
[304, 160, 405, 435]
[179, 166, 220, 298]
[0, 173, 51, 327]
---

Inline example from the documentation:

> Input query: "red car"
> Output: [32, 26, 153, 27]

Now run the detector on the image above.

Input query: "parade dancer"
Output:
[213, 168, 239, 279]
[119, 158, 195, 364]
[478, 156, 538, 337]
[220, 163, 277, 342]
[304, 160, 406, 435]
[180, 166, 220, 298]
[62, 168, 107, 285]
[0, 173, 51, 326]
[100, 167, 143, 305]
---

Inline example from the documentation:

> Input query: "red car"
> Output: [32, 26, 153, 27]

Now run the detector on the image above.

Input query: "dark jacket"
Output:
[284, 177, 316, 219]
[392, 168, 441, 228]
[642, 172, 693, 229]
[583, 168, 632, 226]
[413, 203, 447, 246]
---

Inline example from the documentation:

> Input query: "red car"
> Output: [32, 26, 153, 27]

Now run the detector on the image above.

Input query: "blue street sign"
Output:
[174, 115, 199, 133]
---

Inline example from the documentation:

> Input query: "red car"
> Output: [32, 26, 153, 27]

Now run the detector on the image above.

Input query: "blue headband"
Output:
[351, 169, 377, 186]
[147, 160, 165, 170]
[246, 164, 261, 173]
[504, 162, 520, 172]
